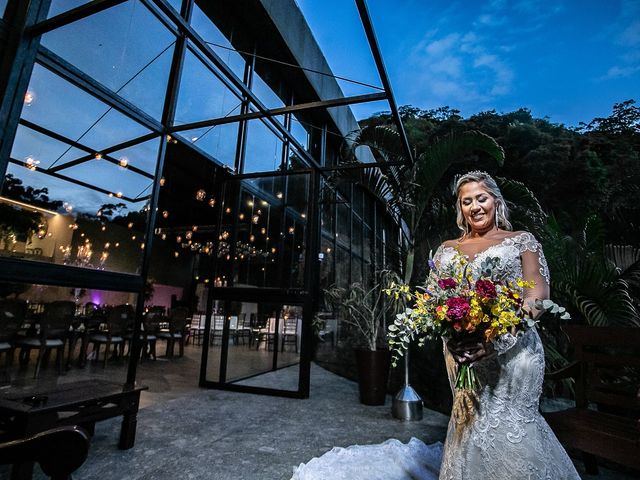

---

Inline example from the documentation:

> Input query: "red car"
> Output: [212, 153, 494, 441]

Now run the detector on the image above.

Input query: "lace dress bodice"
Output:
[435, 232, 579, 480]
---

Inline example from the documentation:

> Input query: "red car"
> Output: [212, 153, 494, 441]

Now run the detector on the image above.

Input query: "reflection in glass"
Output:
[175, 45, 243, 126]
[290, 116, 309, 151]
[243, 119, 284, 173]
[0, 0, 8, 18]
[252, 73, 285, 110]
[336, 247, 350, 288]
[0, 280, 134, 385]
[20, 64, 152, 150]
[41, 0, 175, 119]
[47, 0, 92, 18]
[175, 122, 239, 169]
[190, 3, 245, 79]
[2, 159, 154, 274]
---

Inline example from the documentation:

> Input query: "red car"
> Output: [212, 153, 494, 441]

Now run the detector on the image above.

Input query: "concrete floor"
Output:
[0, 344, 637, 479]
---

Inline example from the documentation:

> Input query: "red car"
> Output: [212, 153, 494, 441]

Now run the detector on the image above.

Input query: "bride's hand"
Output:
[447, 336, 495, 365]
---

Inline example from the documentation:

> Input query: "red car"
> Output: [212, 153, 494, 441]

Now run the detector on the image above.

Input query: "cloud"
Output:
[598, 64, 640, 81]
[405, 29, 514, 111]
[598, 0, 640, 81]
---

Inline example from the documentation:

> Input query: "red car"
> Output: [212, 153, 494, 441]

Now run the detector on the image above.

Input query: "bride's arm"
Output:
[492, 232, 550, 355]
[520, 234, 551, 319]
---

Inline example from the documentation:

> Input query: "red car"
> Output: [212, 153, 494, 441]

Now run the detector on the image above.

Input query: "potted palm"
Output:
[325, 270, 406, 405]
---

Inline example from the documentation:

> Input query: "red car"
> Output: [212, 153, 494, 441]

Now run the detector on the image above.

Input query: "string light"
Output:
[195, 189, 206, 201]
[24, 90, 35, 106]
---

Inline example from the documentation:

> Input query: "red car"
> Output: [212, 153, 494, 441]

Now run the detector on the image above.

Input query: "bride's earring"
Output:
[495, 207, 499, 229]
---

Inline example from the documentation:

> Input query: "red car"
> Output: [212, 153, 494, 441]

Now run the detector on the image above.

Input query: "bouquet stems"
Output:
[452, 364, 481, 428]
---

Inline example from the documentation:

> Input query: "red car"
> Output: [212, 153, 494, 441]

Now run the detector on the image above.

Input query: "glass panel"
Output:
[352, 216, 363, 258]
[285, 145, 310, 170]
[352, 256, 362, 284]
[175, 122, 239, 170]
[336, 200, 350, 247]
[216, 300, 300, 392]
[41, 0, 175, 119]
[252, 73, 284, 110]
[319, 235, 334, 290]
[1, 166, 150, 273]
[175, 45, 243, 125]
[0, 280, 134, 386]
[335, 246, 350, 288]
[191, 2, 245, 79]
[21, 64, 152, 150]
[363, 225, 373, 263]
[166, 0, 182, 13]
[0, 0, 8, 18]
[47, 0, 91, 18]
[290, 115, 308, 150]
[277, 304, 302, 370]
[243, 118, 284, 173]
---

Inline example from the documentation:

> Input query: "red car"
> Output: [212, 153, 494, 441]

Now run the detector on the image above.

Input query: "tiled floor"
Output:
[0, 345, 637, 479]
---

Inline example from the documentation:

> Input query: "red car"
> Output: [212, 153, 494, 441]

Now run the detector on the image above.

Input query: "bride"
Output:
[293, 171, 580, 480]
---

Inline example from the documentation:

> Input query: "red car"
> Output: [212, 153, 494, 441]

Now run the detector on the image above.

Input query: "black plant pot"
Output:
[355, 348, 391, 405]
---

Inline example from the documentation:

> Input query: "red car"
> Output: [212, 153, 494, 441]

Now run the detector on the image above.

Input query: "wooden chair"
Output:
[157, 307, 188, 357]
[14, 301, 75, 379]
[86, 305, 133, 367]
[124, 315, 158, 361]
[0, 426, 90, 480]
[543, 325, 640, 474]
[0, 300, 27, 382]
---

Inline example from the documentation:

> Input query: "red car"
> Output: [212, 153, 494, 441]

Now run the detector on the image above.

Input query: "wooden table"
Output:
[0, 380, 147, 479]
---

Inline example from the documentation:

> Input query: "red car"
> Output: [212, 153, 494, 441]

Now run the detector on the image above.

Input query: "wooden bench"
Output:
[0, 380, 147, 479]
[543, 325, 640, 474]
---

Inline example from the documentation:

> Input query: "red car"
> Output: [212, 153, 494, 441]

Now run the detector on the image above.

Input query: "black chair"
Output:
[86, 305, 132, 367]
[14, 301, 75, 379]
[157, 307, 188, 357]
[124, 314, 158, 361]
[0, 426, 90, 480]
[0, 300, 27, 382]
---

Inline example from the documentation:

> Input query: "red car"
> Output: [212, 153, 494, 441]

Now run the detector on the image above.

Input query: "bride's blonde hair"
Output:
[454, 171, 512, 234]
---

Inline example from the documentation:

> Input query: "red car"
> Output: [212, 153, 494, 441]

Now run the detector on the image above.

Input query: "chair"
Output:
[188, 314, 206, 345]
[0, 300, 27, 381]
[281, 316, 299, 352]
[14, 301, 75, 378]
[254, 313, 277, 351]
[210, 314, 225, 345]
[157, 307, 188, 357]
[124, 314, 158, 361]
[0, 426, 90, 480]
[233, 313, 251, 345]
[86, 304, 132, 367]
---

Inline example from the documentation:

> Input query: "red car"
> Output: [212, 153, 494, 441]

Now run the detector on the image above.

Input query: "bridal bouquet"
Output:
[386, 249, 568, 426]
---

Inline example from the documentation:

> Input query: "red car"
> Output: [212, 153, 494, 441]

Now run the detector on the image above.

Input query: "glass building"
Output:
[0, 0, 409, 398]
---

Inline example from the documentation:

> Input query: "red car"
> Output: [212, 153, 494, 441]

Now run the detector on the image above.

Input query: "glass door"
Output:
[200, 170, 318, 397]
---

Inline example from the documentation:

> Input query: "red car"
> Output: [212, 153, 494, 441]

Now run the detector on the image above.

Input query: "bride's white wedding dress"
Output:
[292, 232, 580, 480]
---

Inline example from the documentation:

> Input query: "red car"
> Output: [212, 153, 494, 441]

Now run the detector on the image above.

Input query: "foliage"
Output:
[542, 215, 640, 327]
[324, 270, 406, 351]
[342, 125, 505, 285]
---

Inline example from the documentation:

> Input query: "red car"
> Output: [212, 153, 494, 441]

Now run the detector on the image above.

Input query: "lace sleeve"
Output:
[492, 232, 550, 355]
[517, 232, 550, 315]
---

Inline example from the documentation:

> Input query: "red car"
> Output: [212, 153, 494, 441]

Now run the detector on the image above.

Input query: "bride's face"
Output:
[459, 181, 496, 233]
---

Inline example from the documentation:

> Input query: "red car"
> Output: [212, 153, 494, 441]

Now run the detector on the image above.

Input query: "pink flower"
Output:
[475, 279, 497, 299]
[438, 278, 458, 290]
[446, 297, 471, 321]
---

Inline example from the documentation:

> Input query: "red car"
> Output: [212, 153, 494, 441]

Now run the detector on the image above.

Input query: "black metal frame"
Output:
[0, 0, 410, 399]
